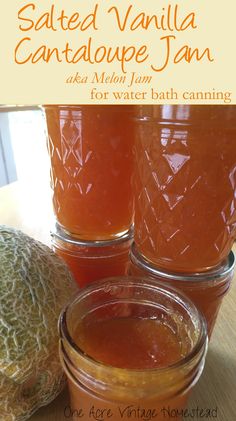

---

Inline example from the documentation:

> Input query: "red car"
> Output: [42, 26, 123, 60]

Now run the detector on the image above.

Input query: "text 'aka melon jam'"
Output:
[14, 3, 213, 73]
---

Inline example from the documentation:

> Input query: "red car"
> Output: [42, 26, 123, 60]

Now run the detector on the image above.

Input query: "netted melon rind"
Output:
[0, 225, 78, 420]
[0, 361, 65, 421]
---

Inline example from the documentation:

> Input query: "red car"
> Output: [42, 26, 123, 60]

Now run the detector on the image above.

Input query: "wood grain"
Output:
[0, 181, 235, 421]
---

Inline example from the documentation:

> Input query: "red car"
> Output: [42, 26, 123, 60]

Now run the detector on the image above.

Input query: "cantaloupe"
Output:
[0, 226, 77, 420]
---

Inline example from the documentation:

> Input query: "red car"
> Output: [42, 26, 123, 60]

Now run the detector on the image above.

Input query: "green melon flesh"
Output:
[0, 226, 77, 421]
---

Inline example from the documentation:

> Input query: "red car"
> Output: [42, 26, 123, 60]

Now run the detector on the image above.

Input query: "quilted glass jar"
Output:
[134, 105, 236, 273]
[44, 105, 135, 240]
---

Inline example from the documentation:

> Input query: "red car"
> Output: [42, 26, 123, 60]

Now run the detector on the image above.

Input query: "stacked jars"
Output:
[42, 104, 227, 418]
[44, 105, 135, 287]
[44, 105, 235, 418]
[130, 105, 236, 337]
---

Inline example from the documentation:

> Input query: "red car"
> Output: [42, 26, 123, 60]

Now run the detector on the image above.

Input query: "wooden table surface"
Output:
[0, 180, 236, 421]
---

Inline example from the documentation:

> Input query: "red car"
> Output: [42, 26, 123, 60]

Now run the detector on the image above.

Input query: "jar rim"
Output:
[51, 223, 134, 248]
[59, 276, 207, 376]
[42, 105, 136, 111]
[130, 243, 235, 282]
[134, 105, 236, 126]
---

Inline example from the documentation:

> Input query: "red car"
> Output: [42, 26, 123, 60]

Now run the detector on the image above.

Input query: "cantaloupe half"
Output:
[0, 226, 77, 420]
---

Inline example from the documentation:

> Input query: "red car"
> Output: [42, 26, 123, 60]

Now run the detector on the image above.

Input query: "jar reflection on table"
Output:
[44, 105, 135, 240]
[59, 277, 207, 421]
[134, 105, 236, 273]
[129, 243, 235, 338]
[51, 224, 133, 288]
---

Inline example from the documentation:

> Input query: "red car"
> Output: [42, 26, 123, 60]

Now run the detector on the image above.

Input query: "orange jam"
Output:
[129, 243, 235, 338]
[134, 105, 236, 272]
[74, 317, 184, 369]
[59, 278, 207, 421]
[44, 105, 135, 240]
[51, 224, 132, 288]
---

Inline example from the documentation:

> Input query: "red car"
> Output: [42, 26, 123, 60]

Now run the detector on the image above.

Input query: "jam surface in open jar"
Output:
[60, 278, 207, 421]
[66, 311, 197, 421]
[74, 316, 185, 369]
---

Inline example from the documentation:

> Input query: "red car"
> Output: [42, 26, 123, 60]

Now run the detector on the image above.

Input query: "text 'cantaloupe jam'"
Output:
[59, 277, 207, 421]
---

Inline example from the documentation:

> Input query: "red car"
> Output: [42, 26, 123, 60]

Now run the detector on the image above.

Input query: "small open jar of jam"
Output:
[44, 105, 135, 240]
[51, 224, 133, 288]
[134, 105, 236, 273]
[59, 277, 207, 420]
[129, 243, 235, 338]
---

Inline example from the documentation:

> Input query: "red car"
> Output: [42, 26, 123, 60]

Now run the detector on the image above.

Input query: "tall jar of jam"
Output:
[59, 277, 207, 421]
[129, 243, 235, 338]
[44, 105, 135, 240]
[51, 224, 133, 288]
[134, 105, 236, 273]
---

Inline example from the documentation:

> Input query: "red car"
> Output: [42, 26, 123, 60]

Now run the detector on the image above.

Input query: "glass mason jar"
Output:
[44, 105, 135, 240]
[134, 105, 236, 273]
[59, 277, 207, 421]
[51, 224, 133, 288]
[129, 243, 235, 338]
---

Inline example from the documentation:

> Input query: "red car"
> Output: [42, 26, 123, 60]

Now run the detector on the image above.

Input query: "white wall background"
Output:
[0, 109, 50, 187]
